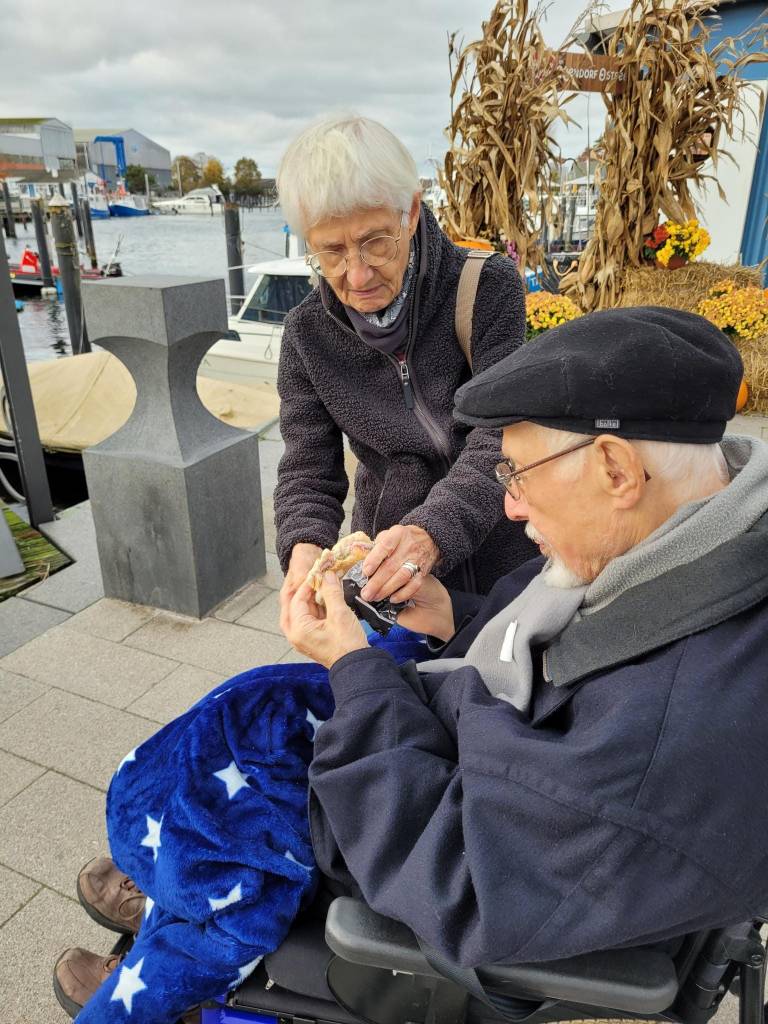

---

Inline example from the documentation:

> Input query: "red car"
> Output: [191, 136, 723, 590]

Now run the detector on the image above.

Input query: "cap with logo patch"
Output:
[453, 306, 743, 444]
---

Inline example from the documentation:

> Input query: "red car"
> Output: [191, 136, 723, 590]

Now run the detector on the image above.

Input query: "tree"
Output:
[172, 155, 202, 195]
[233, 157, 262, 199]
[201, 157, 229, 193]
[125, 164, 156, 193]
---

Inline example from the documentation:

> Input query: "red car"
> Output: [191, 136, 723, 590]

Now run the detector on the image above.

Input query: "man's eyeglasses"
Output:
[495, 436, 652, 501]
[306, 227, 403, 279]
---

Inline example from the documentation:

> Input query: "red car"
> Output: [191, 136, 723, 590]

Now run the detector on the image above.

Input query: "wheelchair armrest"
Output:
[325, 897, 679, 1014]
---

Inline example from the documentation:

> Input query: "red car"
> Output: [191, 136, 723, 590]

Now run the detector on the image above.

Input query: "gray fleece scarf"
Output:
[419, 435, 768, 711]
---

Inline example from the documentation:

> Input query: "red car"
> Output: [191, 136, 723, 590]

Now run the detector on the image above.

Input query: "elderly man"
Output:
[285, 305, 768, 967]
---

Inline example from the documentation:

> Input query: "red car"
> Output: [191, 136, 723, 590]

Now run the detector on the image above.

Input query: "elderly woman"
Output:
[276, 114, 533, 607]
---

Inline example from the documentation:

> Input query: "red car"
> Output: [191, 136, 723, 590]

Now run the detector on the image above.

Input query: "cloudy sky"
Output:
[0, 0, 626, 177]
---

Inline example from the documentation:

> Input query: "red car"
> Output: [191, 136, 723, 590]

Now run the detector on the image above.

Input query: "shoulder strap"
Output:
[454, 251, 494, 371]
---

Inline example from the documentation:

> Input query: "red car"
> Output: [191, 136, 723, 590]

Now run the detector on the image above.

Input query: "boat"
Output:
[8, 247, 122, 297]
[200, 256, 314, 383]
[152, 186, 225, 216]
[108, 186, 149, 217]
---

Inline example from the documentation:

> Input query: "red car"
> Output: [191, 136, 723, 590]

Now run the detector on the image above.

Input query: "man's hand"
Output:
[361, 525, 439, 603]
[280, 543, 322, 611]
[283, 573, 369, 670]
[395, 574, 455, 642]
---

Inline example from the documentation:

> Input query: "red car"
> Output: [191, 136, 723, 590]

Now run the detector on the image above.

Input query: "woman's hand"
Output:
[283, 574, 368, 670]
[361, 525, 439, 603]
[280, 543, 322, 612]
[395, 574, 455, 642]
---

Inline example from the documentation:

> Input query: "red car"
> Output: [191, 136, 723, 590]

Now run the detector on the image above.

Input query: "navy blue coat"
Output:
[309, 523, 768, 968]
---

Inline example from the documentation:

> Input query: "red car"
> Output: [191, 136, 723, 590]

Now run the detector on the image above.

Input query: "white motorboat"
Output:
[200, 256, 314, 384]
[152, 186, 226, 215]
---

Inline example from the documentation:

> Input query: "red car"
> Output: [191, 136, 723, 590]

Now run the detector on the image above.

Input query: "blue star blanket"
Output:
[76, 628, 430, 1024]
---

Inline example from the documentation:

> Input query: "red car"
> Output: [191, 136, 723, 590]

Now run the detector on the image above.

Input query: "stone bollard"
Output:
[81, 276, 266, 617]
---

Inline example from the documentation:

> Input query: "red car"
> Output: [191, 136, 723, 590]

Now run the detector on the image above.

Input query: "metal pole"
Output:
[79, 198, 98, 269]
[70, 181, 83, 238]
[144, 172, 151, 211]
[50, 205, 91, 355]
[2, 180, 17, 240]
[224, 200, 244, 315]
[30, 199, 53, 288]
[0, 231, 54, 526]
[565, 192, 577, 247]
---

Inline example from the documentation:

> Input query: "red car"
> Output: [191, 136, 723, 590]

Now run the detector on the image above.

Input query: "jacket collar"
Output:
[545, 509, 768, 687]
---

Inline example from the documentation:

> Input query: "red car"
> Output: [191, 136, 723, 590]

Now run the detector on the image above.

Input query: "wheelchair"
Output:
[193, 895, 767, 1024]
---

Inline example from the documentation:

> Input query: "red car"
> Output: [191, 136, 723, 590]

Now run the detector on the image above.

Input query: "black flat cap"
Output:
[455, 306, 743, 443]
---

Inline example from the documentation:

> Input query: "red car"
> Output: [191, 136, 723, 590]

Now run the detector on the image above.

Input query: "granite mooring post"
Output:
[81, 276, 266, 617]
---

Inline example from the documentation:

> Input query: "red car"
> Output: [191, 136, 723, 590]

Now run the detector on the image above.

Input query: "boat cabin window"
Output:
[240, 274, 313, 323]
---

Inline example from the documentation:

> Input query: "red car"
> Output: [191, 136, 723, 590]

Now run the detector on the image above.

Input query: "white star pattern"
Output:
[284, 850, 312, 872]
[208, 882, 243, 911]
[305, 709, 325, 739]
[110, 957, 147, 1014]
[144, 896, 155, 920]
[213, 761, 250, 800]
[141, 815, 163, 862]
[117, 748, 137, 772]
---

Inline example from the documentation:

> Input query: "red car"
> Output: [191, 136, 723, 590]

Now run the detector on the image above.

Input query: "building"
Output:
[74, 129, 172, 189]
[0, 118, 77, 182]
[578, 0, 767, 272]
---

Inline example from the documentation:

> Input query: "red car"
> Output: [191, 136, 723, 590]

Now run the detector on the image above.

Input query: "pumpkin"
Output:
[455, 237, 495, 251]
[735, 378, 748, 413]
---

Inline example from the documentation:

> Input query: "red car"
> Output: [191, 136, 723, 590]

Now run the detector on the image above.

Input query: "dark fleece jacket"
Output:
[274, 205, 535, 593]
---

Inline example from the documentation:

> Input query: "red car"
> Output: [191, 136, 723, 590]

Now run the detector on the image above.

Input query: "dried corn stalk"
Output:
[561, 0, 767, 311]
[439, 0, 577, 280]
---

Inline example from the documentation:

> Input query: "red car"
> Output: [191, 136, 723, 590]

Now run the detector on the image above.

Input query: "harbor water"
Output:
[8, 208, 289, 361]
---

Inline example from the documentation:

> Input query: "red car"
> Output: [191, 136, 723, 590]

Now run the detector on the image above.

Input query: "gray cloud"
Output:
[0, 0, 620, 175]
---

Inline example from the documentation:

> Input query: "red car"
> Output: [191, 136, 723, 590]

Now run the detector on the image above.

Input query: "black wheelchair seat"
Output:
[228, 896, 767, 1024]
[324, 898, 679, 1014]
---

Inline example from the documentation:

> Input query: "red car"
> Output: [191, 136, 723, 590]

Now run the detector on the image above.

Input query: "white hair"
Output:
[277, 113, 420, 233]
[537, 425, 729, 503]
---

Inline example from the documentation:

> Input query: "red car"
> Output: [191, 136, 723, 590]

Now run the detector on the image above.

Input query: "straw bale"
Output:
[617, 261, 762, 314]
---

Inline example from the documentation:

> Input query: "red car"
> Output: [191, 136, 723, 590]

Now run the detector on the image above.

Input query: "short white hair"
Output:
[277, 113, 420, 233]
[537, 425, 729, 503]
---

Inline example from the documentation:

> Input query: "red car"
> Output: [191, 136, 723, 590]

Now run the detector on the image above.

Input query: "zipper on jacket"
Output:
[397, 354, 415, 410]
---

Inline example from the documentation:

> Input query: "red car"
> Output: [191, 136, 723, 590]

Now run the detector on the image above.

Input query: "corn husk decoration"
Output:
[439, 0, 578, 281]
[560, 0, 767, 311]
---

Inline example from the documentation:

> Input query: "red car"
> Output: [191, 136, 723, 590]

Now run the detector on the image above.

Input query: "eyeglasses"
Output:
[495, 437, 651, 500]
[305, 227, 404, 279]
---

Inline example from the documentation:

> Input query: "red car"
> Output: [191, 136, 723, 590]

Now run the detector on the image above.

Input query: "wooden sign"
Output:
[557, 52, 627, 93]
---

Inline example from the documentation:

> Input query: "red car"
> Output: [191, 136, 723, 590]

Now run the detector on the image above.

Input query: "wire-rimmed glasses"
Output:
[305, 227, 404, 279]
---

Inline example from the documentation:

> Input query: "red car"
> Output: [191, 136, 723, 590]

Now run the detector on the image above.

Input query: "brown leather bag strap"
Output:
[454, 251, 494, 371]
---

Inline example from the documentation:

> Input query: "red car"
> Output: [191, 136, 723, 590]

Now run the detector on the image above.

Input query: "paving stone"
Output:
[0, 887, 108, 1024]
[277, 648, 317, 665]
[0, 751, 45, 807]
[0, 690, 157, 791]
[126, 663, 221, 724]
[0, 863, 40, 928]
[213, 581, 272, 623]
[0, 772, 106, 896]
[125, 612, 290, 676]
[59, 597, 157, 642]
[0, 668, 48, 723]
[0, 599, 71, 659]
[236, 590, 282, 634]
[0, 627, 177, 709]
[262, 500, 277, 554]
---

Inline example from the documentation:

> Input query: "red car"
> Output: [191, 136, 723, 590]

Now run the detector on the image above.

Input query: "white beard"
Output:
[525, 523, 586, 589]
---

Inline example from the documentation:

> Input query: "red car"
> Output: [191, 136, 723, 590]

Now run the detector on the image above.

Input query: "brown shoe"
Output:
[53, 947, 124, 1018]
[77, 856, 146, 934]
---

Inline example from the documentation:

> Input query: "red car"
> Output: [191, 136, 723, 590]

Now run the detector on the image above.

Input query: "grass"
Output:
[0, 505, 71, 602]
